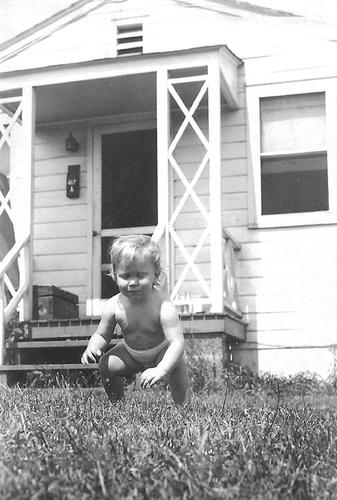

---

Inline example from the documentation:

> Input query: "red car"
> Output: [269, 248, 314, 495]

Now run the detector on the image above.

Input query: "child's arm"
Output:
[140, 300, 185, 388]
[81, 297, 117, 364]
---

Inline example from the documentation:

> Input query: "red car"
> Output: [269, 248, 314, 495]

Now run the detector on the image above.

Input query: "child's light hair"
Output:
[109, 234, 162, 281]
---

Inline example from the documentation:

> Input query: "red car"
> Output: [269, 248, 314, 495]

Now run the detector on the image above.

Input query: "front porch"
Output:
[0, 46, 246, 372]
[2, 309, 246, 377]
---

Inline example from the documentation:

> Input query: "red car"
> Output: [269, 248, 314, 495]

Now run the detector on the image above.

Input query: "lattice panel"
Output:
[0, 96, 23, 302]
[167, 73, 212, 303]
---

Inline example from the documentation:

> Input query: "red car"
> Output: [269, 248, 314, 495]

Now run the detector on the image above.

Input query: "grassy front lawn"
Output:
[1, 369, 337, 499]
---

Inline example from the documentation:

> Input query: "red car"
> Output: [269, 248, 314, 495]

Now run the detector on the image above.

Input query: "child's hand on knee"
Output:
[140, 367, 166, 388]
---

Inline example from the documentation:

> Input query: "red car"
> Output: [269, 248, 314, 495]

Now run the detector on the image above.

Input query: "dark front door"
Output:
[95, 126, 157, 300]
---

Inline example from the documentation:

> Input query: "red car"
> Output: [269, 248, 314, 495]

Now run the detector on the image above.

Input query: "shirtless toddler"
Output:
[81, 235, 190, 404]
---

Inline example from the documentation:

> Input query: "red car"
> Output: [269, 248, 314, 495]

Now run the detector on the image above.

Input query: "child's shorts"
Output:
[103, 339, 168, 374]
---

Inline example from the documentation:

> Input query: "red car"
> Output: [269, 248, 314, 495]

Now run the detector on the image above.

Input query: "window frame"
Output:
[246, 80, 337, 228]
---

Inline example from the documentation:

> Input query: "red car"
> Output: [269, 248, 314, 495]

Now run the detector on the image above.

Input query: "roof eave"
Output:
[0, 44, 243, 79]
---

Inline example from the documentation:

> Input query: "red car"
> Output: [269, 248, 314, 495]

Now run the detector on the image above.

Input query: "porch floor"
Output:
[22, 311, 246, 340]
[0, 312, 246, 373]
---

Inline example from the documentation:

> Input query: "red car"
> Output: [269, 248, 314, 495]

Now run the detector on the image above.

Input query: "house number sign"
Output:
[66, 164, 80, 198]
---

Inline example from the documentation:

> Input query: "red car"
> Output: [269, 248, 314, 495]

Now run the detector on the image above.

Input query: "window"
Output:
[260, 93, 328, 215]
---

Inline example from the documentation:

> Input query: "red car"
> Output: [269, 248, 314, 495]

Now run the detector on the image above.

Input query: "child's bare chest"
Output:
[115, 301, 165, 348]
[119, 309, 157, 332]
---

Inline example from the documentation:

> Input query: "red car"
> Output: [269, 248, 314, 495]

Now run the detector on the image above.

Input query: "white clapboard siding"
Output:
[35, 156, 87, 176]
[34, 254, 86, 272]
[35, 143, 87, 162]
[234, 346, 335, 379]
[223, 193, 247, 210]
[237, 259, 301, 279]
[222, 210, 247, 228]
[220, 107, 247, 126]
[221, 124, 246, 144]
[245, 311, 301, 332]
[236, 261, 337, 293]
[34, 221, 88, 240]
[223, 176, 247, 194]
[34, 189, 88, 208]
[34, 270, 86, 288]
[244, 328, 337, 347]
[238, 277, 297, 297]
[240, 239, 337, 261]
[33, 125, 88, 314]
[242, 294, 300, 315]
[34, 205, 86, 224]
[246, 309, 337, 334]
[34, 173, 87, 193]
[35, 126, 87, 146]
[221, 158, 247, 176]
[239, 249, 337, 337]
[34, 237, 87, 256]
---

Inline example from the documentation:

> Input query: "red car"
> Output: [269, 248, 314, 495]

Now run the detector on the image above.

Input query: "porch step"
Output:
[0, 363, 98, 372]
[7, 339, 122, 349]
[5, 337, 122, 370]
[1, 312, 246, 375]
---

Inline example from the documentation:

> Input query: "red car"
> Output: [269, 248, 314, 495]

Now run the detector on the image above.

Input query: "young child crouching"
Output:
[81, 235, 190, 404]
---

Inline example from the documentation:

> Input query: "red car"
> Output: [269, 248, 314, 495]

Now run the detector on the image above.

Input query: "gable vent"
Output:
[117, 23, 143, 56]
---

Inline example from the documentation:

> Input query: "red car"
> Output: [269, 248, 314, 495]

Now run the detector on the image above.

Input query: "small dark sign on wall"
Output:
[66, 164, 80, 198]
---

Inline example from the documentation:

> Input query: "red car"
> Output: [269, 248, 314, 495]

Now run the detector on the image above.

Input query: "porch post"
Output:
[156, 68, 171, 291]
[20, 86, 36, 320]
[208, 59, 224, 312]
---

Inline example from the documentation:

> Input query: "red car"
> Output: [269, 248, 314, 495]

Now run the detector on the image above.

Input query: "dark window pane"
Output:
[101, 129, 157, 229]
[261, 153, 328, 215]
[101, 272, 119, 299]
[101, 236, 119, 265]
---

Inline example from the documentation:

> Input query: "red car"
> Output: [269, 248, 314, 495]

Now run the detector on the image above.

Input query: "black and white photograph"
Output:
[0, 0, 337, 498]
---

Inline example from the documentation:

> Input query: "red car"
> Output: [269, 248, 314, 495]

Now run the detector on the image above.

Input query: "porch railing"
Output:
[222, 227, 241, 314]
[152, 225, 242, 315]
[0, 233, 30, 364]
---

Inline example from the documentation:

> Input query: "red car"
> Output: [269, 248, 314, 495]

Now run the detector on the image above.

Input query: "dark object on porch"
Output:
[32, 285, 79, 320]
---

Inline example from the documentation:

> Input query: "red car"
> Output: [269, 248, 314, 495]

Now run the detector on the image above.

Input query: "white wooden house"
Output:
[0, 0, 337, 379]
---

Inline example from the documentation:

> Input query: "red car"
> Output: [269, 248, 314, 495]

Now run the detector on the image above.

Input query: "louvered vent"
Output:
[117, 23, 143, 56]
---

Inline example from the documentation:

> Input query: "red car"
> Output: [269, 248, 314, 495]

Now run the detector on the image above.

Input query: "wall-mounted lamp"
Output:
[65, 132, 79, 152]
